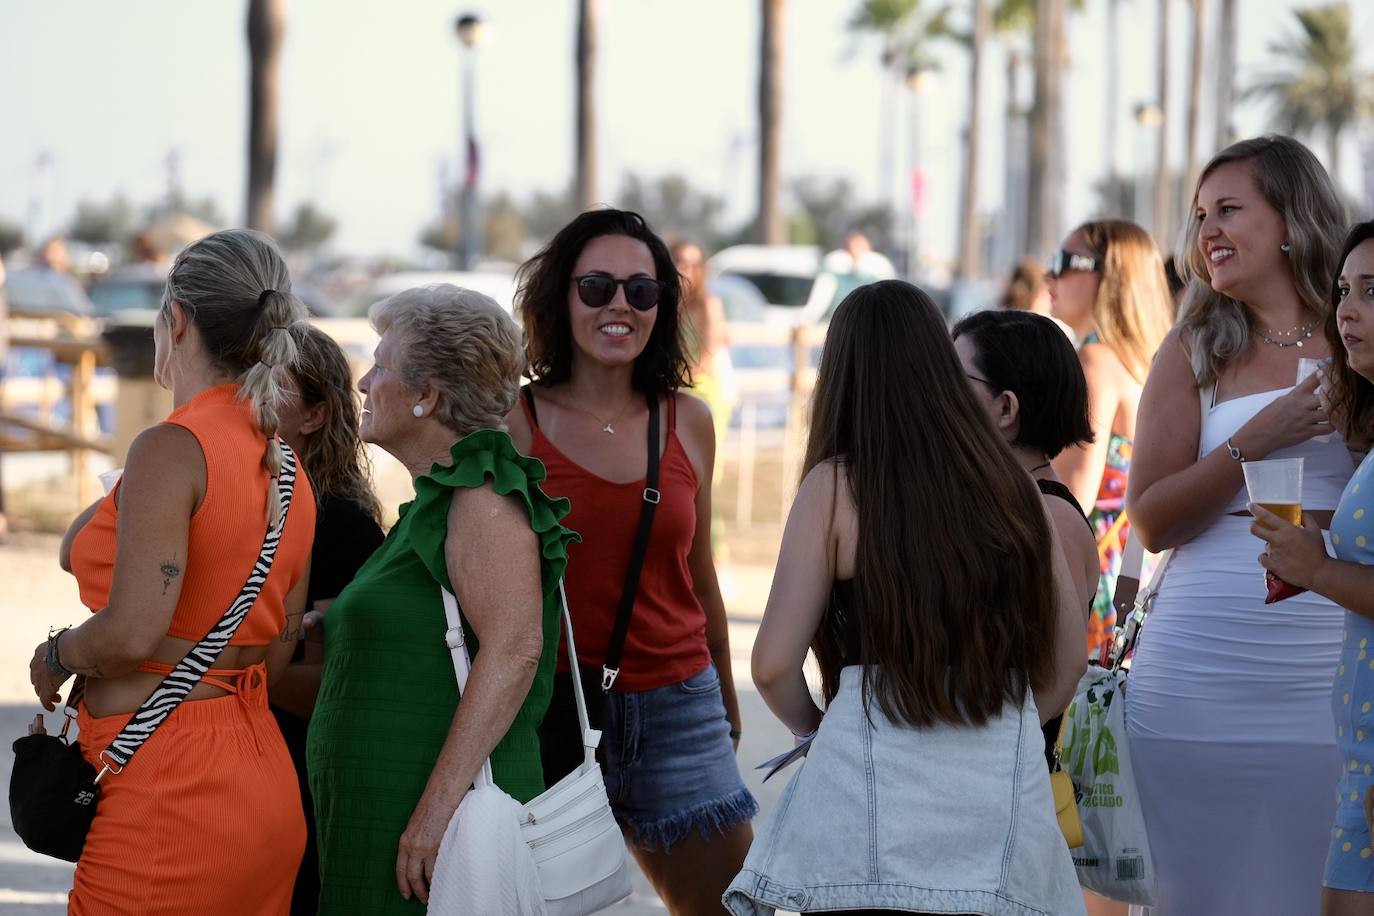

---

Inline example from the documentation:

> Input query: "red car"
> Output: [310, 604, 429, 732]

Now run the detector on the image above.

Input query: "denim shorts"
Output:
[596, 663, 757, 851]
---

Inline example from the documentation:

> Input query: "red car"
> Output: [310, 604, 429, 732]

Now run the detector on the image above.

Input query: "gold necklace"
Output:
[566, 394, 636, 435]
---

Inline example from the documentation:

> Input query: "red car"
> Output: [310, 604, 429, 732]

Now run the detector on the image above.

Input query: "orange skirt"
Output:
[70, 662, 305, 916]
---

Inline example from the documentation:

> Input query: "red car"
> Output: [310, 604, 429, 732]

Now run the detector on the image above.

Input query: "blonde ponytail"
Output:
[163, 230, 307, 528]
[241, 289, 304, 526]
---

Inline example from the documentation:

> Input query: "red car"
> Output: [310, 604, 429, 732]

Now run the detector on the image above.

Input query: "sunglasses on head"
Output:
[1047, 250, 1100, 278]
[573, 274, 664, 311]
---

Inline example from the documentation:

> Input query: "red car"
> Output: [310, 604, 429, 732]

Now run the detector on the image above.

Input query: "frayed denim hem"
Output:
[622, 785, 758, 853]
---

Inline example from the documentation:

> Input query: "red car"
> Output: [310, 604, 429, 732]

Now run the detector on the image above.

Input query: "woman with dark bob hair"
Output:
[952, 310, 1098, 750]
[726, 282, 1085, 915]
[509, 208, 755, 912]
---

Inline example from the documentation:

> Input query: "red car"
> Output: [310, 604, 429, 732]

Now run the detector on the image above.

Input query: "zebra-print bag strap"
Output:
[93, 441, 300, 780]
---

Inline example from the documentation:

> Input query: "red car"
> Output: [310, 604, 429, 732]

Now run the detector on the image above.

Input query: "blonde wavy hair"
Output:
[1075, 220, 1174, 383]
[1177, 135, 1347, 386]
[161, 229, 305, 527]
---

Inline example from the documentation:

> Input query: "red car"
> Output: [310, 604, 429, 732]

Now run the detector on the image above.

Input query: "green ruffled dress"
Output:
[307, 429, 579, 915]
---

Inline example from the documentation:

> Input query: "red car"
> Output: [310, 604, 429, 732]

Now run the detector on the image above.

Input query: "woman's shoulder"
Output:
[411, 429, 564, 513]
[406, 429, 579, 588]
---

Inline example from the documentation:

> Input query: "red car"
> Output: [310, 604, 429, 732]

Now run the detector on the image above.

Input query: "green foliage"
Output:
[788, 176, 894, 252]
[69, 194, 136, 246]
[159, 189, 225, 227]
[0, 217, 23, 256]
[614, 174, 726, 249]
[280, 201, 338, 252]
[1245, 4, 1372, 147]
[848, 0, 951, 71]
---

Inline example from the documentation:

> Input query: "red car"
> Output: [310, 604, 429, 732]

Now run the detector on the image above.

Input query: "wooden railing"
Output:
[2, 314, 114, 506]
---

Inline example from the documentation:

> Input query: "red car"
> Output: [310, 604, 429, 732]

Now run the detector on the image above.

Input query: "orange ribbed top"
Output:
[70, 384, 315, 645]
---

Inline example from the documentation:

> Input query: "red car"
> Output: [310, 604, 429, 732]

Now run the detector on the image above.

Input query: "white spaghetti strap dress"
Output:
[1125, 387, 1353, 915]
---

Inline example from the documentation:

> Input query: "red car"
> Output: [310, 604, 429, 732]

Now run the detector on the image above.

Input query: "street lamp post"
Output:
[455, 13, 485, 271]
[905, 64, 933, 282]
[1133, 102, 1164, 229]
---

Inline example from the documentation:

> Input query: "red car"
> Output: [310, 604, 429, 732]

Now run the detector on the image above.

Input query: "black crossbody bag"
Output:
[9, 442, 300, 862]
[526, 388, 661, 784]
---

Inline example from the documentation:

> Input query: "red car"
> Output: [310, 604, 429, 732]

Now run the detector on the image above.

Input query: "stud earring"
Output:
[413, 405, 424, 418]
[1281, 243, 1292, 252]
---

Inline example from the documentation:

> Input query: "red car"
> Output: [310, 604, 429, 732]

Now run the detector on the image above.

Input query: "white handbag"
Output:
[432, 581, 632, 916]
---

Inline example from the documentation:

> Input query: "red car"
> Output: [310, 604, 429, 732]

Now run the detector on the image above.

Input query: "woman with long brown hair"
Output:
[1048, 219, 1174, 658]
[268, 324, 384, 916]
[725, 280, 1086, 916]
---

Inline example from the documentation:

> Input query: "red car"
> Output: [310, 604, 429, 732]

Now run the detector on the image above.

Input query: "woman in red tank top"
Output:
[508, 209, 755, 913]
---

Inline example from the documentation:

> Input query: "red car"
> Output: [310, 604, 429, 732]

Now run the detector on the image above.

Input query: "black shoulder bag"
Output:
[10, 442, 300, 862]
[527, 388, 661, 783]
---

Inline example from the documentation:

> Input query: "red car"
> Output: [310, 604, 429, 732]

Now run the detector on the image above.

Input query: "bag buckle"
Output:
[445, 626, 466, 649]
[642, 487, 661, 505]
[601, 666, 619, 691]
[94, 750, 124, 784]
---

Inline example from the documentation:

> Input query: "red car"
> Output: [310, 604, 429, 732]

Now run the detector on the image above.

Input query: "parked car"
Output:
[89, 264, 166, 318]
[707, 245, 831, 327]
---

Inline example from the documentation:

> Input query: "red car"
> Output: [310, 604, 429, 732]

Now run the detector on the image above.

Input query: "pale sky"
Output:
[2, 0, 1371, 264]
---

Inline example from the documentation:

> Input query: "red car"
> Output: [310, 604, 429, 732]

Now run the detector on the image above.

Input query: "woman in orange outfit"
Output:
[30, 229, 317, 916]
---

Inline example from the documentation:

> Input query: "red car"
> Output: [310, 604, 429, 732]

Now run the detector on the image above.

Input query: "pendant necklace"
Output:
[1256, 317, 1321, 349]
[568, 395, 635, 435]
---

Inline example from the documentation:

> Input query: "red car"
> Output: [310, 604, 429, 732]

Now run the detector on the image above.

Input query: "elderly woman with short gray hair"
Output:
[306, 284, 578, 914]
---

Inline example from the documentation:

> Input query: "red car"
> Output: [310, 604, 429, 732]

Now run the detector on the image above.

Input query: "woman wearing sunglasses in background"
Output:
[1045, 220, 1174, 658]
[1125, 136, 1349, 915]
[508, 209, 755, 914]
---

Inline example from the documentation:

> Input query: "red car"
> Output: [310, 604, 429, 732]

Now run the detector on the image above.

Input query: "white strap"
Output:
[441, 579, 600, 792]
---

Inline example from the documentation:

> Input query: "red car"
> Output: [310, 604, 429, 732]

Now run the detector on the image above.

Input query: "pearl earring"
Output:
[1281, 243, 1292, 252]
[413, 405, 424, 418]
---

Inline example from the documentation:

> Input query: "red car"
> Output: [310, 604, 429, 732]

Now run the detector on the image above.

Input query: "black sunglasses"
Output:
[1047, 250, 1100, 278]
[573, 274, 664, 311]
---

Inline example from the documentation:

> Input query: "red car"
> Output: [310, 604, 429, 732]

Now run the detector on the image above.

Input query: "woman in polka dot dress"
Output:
[1253, 221, 1374, 914]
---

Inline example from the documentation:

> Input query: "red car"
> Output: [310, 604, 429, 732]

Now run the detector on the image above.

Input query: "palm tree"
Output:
[1104, 0, 1123, 187]
[245, 0, 285, 232]
[757, 0, 786, 244]
[1151, 0, 1171, 246]
[993, 0, 1034, 263]
[848, 0, 951, 271]
[1183, 0, 1206, 214]
[1246, 2, 1372, 184]
[575, 0, 599, 210]
[1027, 0, 1068, 256]
[958, 0, 992, 280]
[1214, 0, 1237, 149]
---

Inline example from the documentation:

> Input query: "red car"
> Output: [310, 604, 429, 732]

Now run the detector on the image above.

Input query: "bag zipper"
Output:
[523, 779, 602, 826]
[526, 807, 613, 848]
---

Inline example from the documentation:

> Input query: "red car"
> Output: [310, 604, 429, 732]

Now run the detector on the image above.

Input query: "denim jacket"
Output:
[724, 667, 1085, 915]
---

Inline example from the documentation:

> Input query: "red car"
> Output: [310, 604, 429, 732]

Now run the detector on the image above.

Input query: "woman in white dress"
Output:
[1125, 135, 1350, 915]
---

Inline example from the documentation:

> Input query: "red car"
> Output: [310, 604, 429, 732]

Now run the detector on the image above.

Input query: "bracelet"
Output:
[729, 729, 742, 740]
[46, 627, 72, 677]
[1226, 437, 1246, 462]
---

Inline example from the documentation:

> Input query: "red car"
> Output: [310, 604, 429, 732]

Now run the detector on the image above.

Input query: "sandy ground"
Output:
[0, 526, 797, 914]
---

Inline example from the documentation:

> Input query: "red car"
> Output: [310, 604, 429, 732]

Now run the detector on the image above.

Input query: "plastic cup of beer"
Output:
[1243, 457, 1304, 527]
[98, 468, 124, 496]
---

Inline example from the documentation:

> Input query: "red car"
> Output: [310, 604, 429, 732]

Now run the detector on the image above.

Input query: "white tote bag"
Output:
[430, 581, 632, 916]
